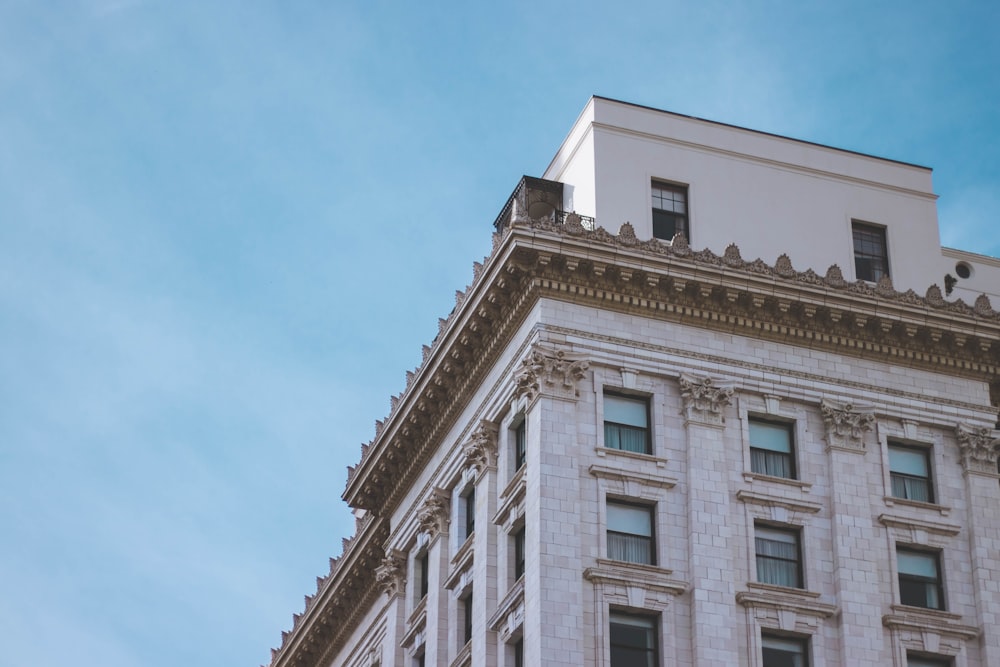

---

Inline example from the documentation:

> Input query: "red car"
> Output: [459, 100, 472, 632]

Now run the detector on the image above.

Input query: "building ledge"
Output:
[742, 471, 813, 492]
[882, 496, 952, 516]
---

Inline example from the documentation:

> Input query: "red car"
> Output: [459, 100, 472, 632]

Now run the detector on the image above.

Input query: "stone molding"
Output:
[678, 373, 734, 426]
[954, 423, 1000, 475]
[462, 420, 499, 477]
[488, 577, 525, 643]
[584, 562, 688, 611]
[821, 398, 875, 452]
[736, 489, 822, 524]
[737, 586, 838, 633]
[883, 606, 979, 659]
[374, 549, 407, 599]
[417, 488, 451, 539]
[513, 344, 590, 402]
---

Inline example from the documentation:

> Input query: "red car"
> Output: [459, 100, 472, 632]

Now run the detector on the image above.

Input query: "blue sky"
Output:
[1, 1, 997, 666]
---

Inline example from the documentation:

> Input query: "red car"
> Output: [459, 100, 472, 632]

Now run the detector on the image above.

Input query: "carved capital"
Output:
[417, 488, 450, 538]
[463, 420, 499, 477]
[678, 373, 734, 426]
[821, 399, 874, 452]
[513, 344, 589, 402]
[955, 423, 1000, 475]
[375, 549, 408, 598]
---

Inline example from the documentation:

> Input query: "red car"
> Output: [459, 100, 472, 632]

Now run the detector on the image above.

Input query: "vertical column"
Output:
[417, 489, 451, 665]
[956, 423, 1000, 666]
[512, 344, 589, 667]
[678, 373, 738, 666]
[464, 421, 500, 667]
[820, 398, 885, 665]
[375, 550, 409, 667]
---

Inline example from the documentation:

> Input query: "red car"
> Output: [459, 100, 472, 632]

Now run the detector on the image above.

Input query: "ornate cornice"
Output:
[679, 373, 734, 426]
[955, 423, 1000, 475]
[821, 398, 875, 452]
[462, 420, 499, 477]
[417, 488, 450, 538]
[374, 549, 407, 599]
[512, 344, 590, 402]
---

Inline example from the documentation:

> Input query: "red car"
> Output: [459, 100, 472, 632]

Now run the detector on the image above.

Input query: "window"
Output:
[463, 486, 476, 538]
[513, 639, 523, 667]
[513, 419, 526, 471]
[610, 612, 658, 667]
[907, 656, 951, 667]
[852, 221, 889, 282]
[762, 634, 809, 667]
[462, 589, 473, 645]
[652, 181, 688, 241]
[604, 393, 651, 454]
[897, 547, 944, 610]
[607, 501, 654, 565]
[416, 550, 429, 601]
[889, 443, 934, 503]
[755, 525, 802, 588]
[749, 418, 796, 479]
[416, 653, 425, 667]
[513, 526, 525, 580]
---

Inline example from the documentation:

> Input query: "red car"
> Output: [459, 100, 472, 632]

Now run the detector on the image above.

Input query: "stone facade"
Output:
[267, 99, 1000, 667]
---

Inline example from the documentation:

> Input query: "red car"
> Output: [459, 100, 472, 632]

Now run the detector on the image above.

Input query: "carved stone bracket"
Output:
[513, 344, 589, 402]
[955, 423, 1000, 475]
[678, 373, 734, 426]
[417, 488, 451, 539]
[462, 420, 499, 477]
[821, 398, 875, 452]
[375, 549, 408, 598]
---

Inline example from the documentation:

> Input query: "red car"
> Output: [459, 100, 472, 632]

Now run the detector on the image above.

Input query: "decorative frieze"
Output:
[462, 420, 499, 477]
[678, 373, 734, 426]
[375, 549, 407, 598]
[955, 423, 1000, 475]
[821, 398, 875, 452]
[513, 344, 590, 402]
[417, 488, 451, 539]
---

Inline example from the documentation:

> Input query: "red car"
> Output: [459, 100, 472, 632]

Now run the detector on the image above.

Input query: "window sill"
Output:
[883, 606, 979, 640]
[883, 495, 951, 516]
[444, 538, 474, 592]
[746, 581, 817, 597]
[402, 598, 428, 650]
[595, 446, 667, 467]
[493, 467, 527, 530]
[737, 584, 837, 619]
[743, 471, 812, 491]
[487, 577, 525, 642]
[449, 642, 472, 667]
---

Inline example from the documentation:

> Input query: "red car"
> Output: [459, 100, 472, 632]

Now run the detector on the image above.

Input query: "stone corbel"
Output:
[417, 488, 451, 539]
[954, 423, 1000, 475]
[513, 344, 590, 402]
[821, 398, 874, 453]
[462, 420, 499, 478]
[375, 549, 408, 599]
[678, 373, 734, 426]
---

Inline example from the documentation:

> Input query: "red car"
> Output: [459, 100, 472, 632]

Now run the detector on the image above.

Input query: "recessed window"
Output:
[651, 180, 689, 241]
[607, 500, 654, 565]
[513, 418, 526, 472]
[461, 589, 473, 645]
[762, 633, 809, 667]
[513, 526, 526, 581]
[889, 443, 934, 503]
[462, 486, 476, 539]
[604, 392, 651, 454]
[897, 546, 944, 610]
[755, 525, 803, 588]
[513, 639, 524, 667]
[852, 221, 889, 282]
[907, 655, 951, 667]
[416, 550, 429, 601]
[749, 418, 796, 479]
[610, 612, 658, 667]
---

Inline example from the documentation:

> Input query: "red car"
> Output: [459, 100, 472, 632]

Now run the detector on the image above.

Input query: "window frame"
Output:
[603, 391, 652, 455]
[513, 525, 526, 581]
[761, 632, 810, 667]
[416, 550, 430, 602]
[609, 611, 659, 667]
[651, 180, 689, 242]
[461, 588, 473, 646]
[513, 418, 526, 472]
[749, 417, 797, 480]
[852, 220, 890, 282]
[897, 545, 945, 610]
[607, 499, 656, 566]
[888, 442, 935, 504]
[906, 655, 951, 667]
[462, 485, 476, 539]
[754, 523, 804, 589]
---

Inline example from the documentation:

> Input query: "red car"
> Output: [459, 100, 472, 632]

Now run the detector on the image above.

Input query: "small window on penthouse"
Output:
[651, 180, 689, 242]
[852, 221, 889, 282]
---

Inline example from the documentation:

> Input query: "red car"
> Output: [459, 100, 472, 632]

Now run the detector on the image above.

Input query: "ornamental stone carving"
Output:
[821, 398, 875, 452]
[375, 549, 407, 598]
[417, 488, 450, 538]
[678, 373, 734, 426]
[955, 423, 1000, 475]
[463, 420, 499, 477]
[513, 345, 589, 402]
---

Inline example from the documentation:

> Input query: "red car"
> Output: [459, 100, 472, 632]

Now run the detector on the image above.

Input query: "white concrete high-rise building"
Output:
[267, 97, 1000, 667]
